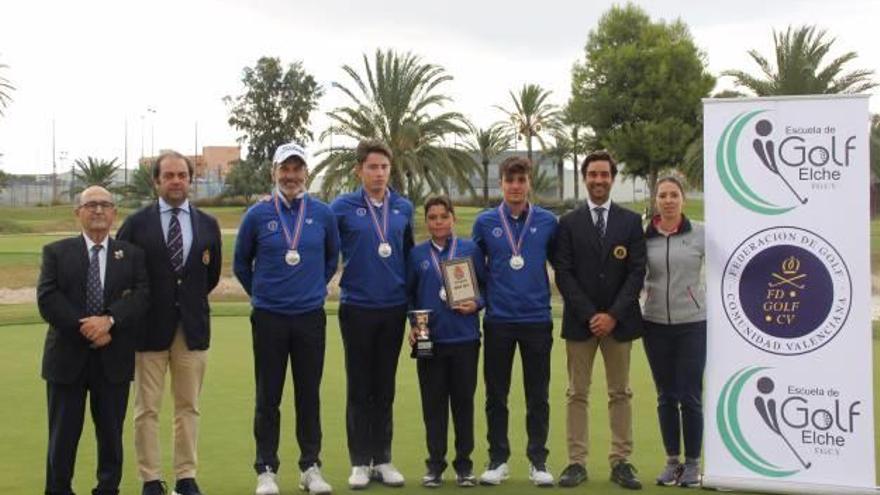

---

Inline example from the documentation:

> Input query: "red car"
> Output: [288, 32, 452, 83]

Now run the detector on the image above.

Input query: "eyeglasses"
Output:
[79, 201, 116, 211]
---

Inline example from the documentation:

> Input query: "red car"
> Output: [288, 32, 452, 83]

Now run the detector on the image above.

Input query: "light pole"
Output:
[51, 118, 57, 201]
[140, 114, 145, 168]
[147, 106, 157, 158]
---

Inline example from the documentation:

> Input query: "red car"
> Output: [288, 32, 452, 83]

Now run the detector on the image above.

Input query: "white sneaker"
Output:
[300, 464, 333, 495]
[479, 462, 510, 486]
[372, 462, 405, 487]
[529, 464, 555, 487]
[348, 465, 371, 490]
[255, 467, 280, 495]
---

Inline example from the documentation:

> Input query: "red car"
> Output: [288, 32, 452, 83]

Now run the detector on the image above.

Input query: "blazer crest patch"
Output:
[613, 245, 628, 260]
[202, 249, 211, 265]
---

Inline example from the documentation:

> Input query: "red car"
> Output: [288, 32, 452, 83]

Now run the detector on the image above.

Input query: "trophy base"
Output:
[415, 339, 434, 359]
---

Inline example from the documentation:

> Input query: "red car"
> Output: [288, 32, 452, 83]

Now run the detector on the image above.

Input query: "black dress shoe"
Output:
[173, 478, 203, 495]
[610, 461, 643, 490]
[142, 480, 167, 495]
[558, 463, 588, 487]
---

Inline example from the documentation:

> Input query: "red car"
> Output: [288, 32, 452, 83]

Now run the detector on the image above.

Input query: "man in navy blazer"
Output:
[553, 150, 646, 490]
[38, 185, 149, 495]
[117, 151, 222, 495]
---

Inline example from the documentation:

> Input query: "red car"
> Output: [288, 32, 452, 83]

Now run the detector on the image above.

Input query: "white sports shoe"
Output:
[479, 462, 510, 485]
[348, 465, 371, 490]
[300, 464, 332, 495]
[255, 467, 280, 495]
[372, 462, 405, 487]
[529, 464, 555, 487]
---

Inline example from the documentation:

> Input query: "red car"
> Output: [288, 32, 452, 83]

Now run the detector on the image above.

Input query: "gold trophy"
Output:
[408, 309, 434, 359]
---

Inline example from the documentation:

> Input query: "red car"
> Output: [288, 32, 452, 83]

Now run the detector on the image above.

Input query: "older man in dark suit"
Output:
[553, 150, 647, 490]
[117, 151, 221, 495]
[38, 185, 149, 495]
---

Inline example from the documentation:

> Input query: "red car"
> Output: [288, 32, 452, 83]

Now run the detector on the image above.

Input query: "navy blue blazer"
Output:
[117, 202, 222, 351]
[38, 236, 149, 383]
[553, 202, 646, 342]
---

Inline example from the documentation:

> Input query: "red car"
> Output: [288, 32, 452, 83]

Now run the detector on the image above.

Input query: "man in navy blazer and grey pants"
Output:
[117, 151, 222, 495]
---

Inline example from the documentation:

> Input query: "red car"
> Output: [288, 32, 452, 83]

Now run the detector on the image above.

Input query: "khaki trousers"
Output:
[565, 336, 633, 466]
[134, 327, 207, 481]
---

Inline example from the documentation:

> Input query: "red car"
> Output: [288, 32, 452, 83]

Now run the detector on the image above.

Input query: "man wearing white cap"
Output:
[234, 142, 340, 495]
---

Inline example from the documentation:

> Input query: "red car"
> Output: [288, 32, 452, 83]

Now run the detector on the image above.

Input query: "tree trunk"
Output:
[557, 158, 564, 200]
[572, 127, 580, 200]
[646, 169, 658, 218]
[483, 159, 490, 206]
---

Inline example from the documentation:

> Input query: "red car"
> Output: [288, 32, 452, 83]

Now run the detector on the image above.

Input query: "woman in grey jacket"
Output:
[642, 177, 705, 488]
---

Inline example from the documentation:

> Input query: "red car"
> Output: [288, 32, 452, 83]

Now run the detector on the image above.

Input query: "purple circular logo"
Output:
[722, 227, 851, 355]
[739, 245, 833, 339]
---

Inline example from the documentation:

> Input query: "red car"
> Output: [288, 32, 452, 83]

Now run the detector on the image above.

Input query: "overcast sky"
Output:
[0, 0, 877, 174]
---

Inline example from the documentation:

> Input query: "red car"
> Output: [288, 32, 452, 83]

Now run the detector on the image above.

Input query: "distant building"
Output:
[139, 145, 241, 179]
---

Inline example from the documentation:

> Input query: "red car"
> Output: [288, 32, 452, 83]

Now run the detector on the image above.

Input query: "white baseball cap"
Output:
[272, 142, 308, 166]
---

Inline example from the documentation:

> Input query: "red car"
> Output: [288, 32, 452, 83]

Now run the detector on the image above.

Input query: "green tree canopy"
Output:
[312, 49, 478, 200]
[723, 25, 877, 96]
[0, 169, 8, 192]
[569, 3, 715, 198]
[224, 57, 324, 164]
[495, 84, 561, 164]
[223, 158, 271, 204]
[463, 122, 510, 205]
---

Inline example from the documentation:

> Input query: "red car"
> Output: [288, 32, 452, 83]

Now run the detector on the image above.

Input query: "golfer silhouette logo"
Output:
[754, 376, 812, 469]
[753, 119, 808, 205]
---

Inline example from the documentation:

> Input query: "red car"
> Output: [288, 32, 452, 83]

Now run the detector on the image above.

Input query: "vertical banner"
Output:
[703, 95, 876, 495]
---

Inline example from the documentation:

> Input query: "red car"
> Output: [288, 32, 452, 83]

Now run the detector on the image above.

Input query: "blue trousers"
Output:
[642, 320, 706, 459]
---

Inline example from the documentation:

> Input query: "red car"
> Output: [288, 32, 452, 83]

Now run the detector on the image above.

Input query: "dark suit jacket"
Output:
[117, 202, 222, 351]
[553, 202, 646, 342]
[38, 235, 149, 384]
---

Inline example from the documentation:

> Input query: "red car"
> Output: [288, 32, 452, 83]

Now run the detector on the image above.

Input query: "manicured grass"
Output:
[16, 315, 875, 494]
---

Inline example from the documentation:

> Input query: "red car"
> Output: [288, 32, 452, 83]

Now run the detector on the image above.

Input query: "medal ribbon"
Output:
[274, 192, 308, 252]
[497, 202, 533, 258]
[364, 189, 390, 245]
[429, 236, 458, 282]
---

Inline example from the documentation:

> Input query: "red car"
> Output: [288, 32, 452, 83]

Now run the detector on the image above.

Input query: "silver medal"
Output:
[509, 255, 525, 270]
[285, 249, 301, 266]
[439, 287, 447, 302]
[378, 242, 393, 258]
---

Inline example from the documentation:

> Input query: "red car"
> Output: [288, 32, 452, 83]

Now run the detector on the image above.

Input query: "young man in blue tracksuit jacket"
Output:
[330, 139, 414, 490]
[233, 143, 338, 495]
[471, 156, 558, 487]
[406, 195, 486, 488]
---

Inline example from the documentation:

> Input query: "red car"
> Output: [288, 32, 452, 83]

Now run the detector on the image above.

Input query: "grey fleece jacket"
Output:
[642, 216, 706, 325]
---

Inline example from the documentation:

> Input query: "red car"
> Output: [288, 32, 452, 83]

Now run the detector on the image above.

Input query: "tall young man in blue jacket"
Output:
[234, 143, 339, 495]
[330, 139, 414, 490]
[471, 156, 558, 487]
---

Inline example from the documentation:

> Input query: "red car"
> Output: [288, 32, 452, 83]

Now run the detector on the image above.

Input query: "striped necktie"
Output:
[167, 208, 184, 273]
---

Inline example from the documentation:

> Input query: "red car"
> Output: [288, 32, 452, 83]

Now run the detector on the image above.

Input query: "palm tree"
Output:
[544, 132, 572, 200]
[495, 84, 560, 164]
[0, 59, 14, 116]
[312, 49, 478, 199]
[463, 122, 510, 205]
[723, 25, 877, 95]
[122, 165, 156, 200]
[71, 157, 120, 193]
